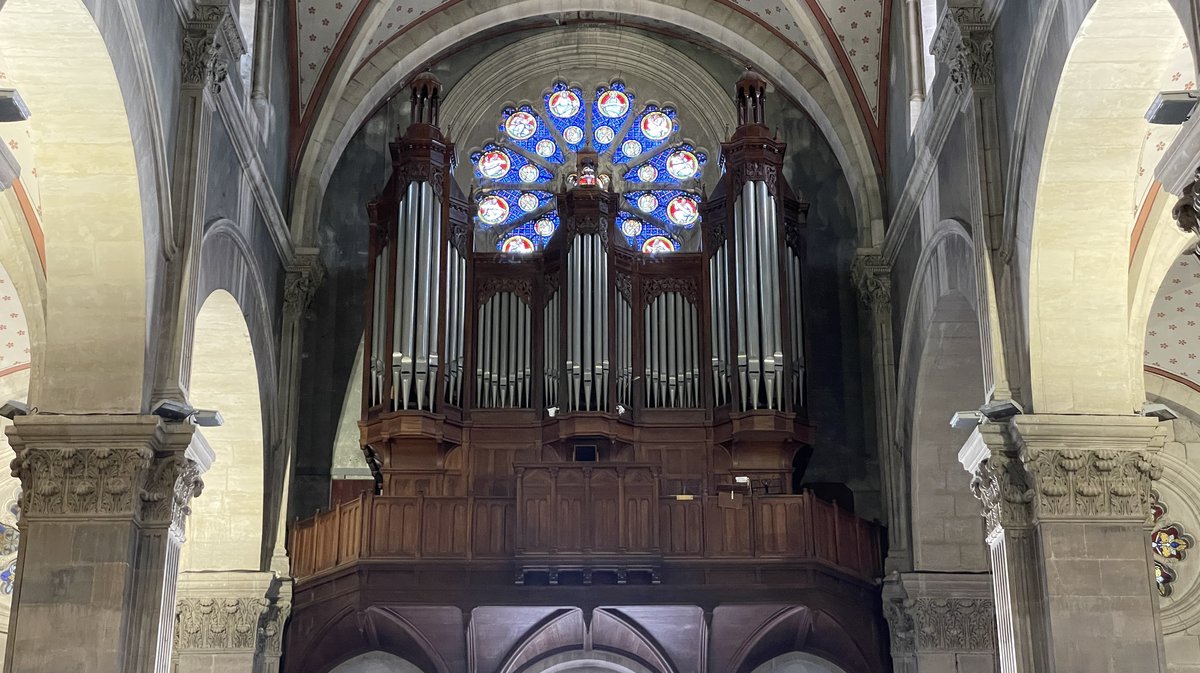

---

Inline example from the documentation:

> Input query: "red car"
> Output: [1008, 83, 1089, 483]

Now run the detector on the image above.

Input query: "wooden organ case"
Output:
[286, 71, 889, 673]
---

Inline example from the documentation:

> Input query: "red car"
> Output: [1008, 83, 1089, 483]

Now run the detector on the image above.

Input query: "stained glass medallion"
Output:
[1149, 491, 1193, 599]
[473, 79, 704, 253]
[1157, 560, 1176, 597]
[1153, 526, 1192, 560]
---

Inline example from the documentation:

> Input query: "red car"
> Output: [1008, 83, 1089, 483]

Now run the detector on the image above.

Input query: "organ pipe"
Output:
[565, 234, 608, 412]
[475, 292, 532, 408]
[643, 291, 700, 409]
[391, 181, 442, 412]
[443, 244, 466, 406]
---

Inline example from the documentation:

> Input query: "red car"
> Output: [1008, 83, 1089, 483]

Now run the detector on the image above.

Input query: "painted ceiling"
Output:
[291, 0, 889, 151]
[0, 262, 31, 379]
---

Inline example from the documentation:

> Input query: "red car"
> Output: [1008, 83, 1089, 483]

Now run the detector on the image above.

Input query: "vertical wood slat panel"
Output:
[290, 483, 884, 581]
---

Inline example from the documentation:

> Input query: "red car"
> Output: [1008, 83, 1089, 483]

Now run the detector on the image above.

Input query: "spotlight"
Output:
[949, 410, 983, 430]
[151, 400, 224, 427]
[0, 89, 30, 123]
[1146, 91, 1198, 125]
[546, 406, 559, 418]
[151, 399, 193, 422]
[0, 400, 29, 420]
[1142, 403, 1178, 422]
[978, 399, 1024, 422]
[192, 409, 225, 428]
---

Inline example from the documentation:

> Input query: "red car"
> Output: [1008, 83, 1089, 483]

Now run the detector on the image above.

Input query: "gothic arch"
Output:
[197, 220, 284, 566]
[0, 0, 169, 413]
[889, 221, 990, 568]
[181, 289, 267, 572]
[290, 0, 884, 258]
[1011, 0, 1194, 414]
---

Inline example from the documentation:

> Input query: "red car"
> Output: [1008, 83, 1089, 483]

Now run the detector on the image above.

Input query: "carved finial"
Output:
[409, 70, 442, 126]
[736, 67, 769, 127]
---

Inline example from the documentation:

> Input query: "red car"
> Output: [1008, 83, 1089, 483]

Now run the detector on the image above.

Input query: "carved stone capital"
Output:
[911, 597, 997, 652]
[6, 416, 199, 528]
[257, 592, 292, 658]
[851, 251, 891, 309]
[931, 5, 995, 94]
[175, 570, 283, 656]
[1172, 169, 1200, 244]
[1014, 415, 1164, 523]
[963, 415, 1165, 529]
[175, 596, 269, 652]
[960, 423, 1034, 537]
[882, 575, 917, 657]
[181, 2, 244, 94]
[283, 251, 326, 317]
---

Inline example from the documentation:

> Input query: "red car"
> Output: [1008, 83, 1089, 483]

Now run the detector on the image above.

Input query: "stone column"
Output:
[173, 570, 288, 673]
[961, 415, 1167, 673]
[852, 251, 906, 570]
[883, 572, 999, 673]
[267, 252, 324, 573]
[151, 1, 245, 403]
[3, 415, 209, 673]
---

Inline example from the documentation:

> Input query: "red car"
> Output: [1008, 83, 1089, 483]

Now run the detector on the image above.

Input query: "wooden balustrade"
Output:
[289, 484, 882, 582]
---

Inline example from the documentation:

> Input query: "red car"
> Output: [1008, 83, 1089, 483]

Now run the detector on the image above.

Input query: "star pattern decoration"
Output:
[1145, 256, 1200, 384]
[728, 0, 815, 59]
[295, 0, 359, 116]
[0, 263, 31, 376]
[293, 0, 890, 129]
[362, 1, 449, 58]
[813, 0, 883, 120]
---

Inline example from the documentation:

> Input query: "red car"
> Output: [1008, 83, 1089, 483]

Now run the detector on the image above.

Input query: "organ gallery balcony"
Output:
[288, 466, 882, 588]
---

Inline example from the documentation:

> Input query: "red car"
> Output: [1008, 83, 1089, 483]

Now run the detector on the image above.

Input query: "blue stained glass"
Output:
[498, 210, 561, 251]
[590, 82, 634, 155]
[611, 105, 678, 164]
[475, 189, 555, 229]
[543, 83, 588, 154]
[622, 189, 702, 230]
[616, 211, 678, 252]
[623, 144, 708, 186]
[499, 104, 564, 164]
[1, 559, 15, 594]
[470, 143, 555, 184]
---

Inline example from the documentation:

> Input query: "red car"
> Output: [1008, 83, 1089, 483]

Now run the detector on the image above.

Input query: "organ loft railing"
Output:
[297, 69, 880, 585]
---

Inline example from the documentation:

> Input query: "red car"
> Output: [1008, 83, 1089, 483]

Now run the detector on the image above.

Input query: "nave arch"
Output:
[1019, 0, 1196, 415]
[182, 288, 266, 572]
[290, 0, 886, 261]
[0, 0, 170, 413]
[890, 221, 991, 570]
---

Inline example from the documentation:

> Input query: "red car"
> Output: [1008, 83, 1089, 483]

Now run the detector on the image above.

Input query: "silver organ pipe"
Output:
[616, 296, 631, 408]
[568, 241, 582, 409]
[390, 181, 442, 412]
[443, 244, 466, 406]
[565, 234, 608, 411]
[710, 244, 729, 406]
[475, 292, 532, 408]
[731, 180, 783, 411]
[544, 291, 559, 408]
[643, 292, 699, 409]
[788, 248, 805, 409]
[370, 242, 389, 407]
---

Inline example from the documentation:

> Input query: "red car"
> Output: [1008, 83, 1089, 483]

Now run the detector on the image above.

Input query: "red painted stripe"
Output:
[1129, 181, 1163, 266]
[0, 363, 31, 380]
[1146, 364, 1200, 396]
[10, 178, 45, 275]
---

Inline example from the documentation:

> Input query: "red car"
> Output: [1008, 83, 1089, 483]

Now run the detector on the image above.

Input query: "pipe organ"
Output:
[362, 68, 811, 499]
[291, 66, 889, 673]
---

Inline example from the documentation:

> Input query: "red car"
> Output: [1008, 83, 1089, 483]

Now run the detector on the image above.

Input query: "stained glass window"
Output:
[470, 79, 706, 254]
[1150, 491, 1192, 598]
